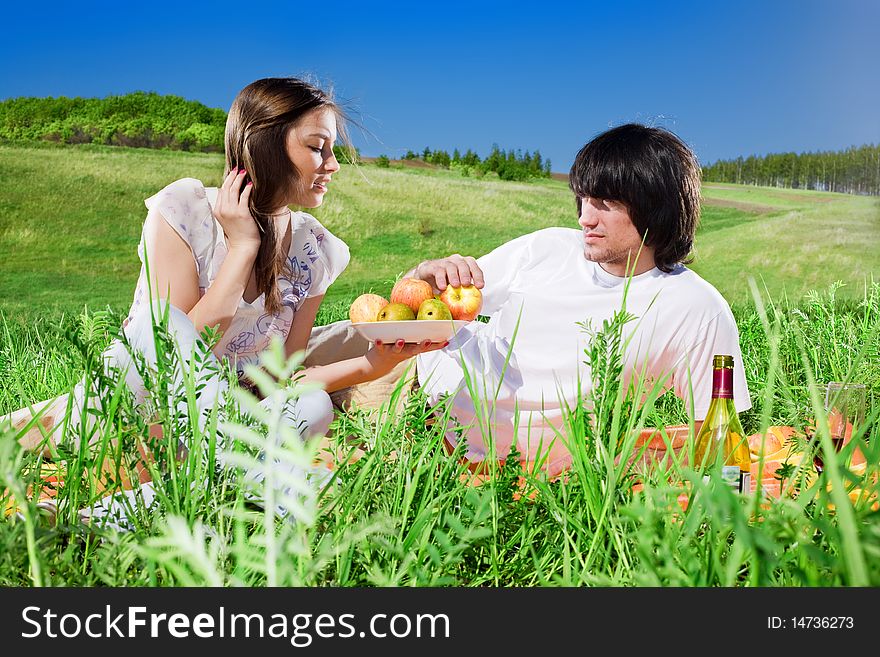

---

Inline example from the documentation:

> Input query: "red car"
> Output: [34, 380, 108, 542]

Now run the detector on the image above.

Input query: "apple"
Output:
[439, 285, 482, 321]
[376, 302, 416, 321]
[417, 298, 452, 320]
[390, 277, 434, 315]
[349, 293, 389, 323]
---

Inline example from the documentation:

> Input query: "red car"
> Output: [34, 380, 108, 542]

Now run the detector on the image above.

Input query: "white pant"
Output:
[13, 302, 333, 448]
[6, 302, 335, 527]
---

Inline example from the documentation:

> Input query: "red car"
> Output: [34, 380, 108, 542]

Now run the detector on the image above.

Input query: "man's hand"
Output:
[411, 254, 484, 293]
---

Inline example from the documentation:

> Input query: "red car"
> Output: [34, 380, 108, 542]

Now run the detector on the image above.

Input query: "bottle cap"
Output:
[712, 355, 734, 369]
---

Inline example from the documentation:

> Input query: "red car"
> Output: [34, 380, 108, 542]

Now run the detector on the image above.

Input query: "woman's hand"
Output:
[412, 254, 484, 293]
[365, 339, 449, 378]
[213, 168, 261, 251]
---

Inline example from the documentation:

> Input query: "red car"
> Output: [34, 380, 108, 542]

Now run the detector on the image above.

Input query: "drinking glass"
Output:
[814, 382, 867, 470]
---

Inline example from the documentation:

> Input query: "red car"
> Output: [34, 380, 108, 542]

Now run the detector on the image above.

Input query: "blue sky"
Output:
[3, 0, 878, 172]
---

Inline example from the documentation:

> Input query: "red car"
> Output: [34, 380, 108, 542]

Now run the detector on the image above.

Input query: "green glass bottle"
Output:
[693, 355, 751, 493]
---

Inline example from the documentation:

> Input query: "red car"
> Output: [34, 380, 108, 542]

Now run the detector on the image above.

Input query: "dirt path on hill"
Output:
[701, 197, 778, 214]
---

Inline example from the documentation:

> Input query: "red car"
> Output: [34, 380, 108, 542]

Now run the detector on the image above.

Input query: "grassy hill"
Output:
[1, 143, 879, 589]
[695, 183, 879, 301]
[1, 142, 877, 322]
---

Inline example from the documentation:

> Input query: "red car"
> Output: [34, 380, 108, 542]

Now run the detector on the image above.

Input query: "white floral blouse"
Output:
[126, 177, 350, 377]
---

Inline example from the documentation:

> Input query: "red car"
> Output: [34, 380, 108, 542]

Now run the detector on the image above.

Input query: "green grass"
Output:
[697, 185, 879, 302]
[1, 142, 877, 323]
[1, 142, 879, 587]
[0, 283, 878, 586]
[0, 143, 221, 318]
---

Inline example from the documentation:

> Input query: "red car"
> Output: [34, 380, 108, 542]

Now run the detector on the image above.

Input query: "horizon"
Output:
[2, 0, 878, 171]
[4, 90, 879, 173]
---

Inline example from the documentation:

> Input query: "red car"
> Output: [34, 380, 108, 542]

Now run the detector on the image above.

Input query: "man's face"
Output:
[577, 196, 654, 276]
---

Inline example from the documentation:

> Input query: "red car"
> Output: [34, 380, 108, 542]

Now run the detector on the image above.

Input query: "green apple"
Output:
[417, 298, 453, 320]
[376, 302, 416, 321]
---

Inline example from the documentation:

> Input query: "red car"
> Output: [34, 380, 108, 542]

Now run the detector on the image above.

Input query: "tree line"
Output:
[0, 93, 227, 151]
[14, 93, 874, 194]
[702, 144, 880, 195]
[0, 94, 553, 182]
[389, 145, 552, 181]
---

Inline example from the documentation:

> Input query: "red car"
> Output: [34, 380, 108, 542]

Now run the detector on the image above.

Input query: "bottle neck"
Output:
[711, 367, 734, 399]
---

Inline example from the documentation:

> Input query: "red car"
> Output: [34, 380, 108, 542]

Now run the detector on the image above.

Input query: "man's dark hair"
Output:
[569, 123, 701, 272]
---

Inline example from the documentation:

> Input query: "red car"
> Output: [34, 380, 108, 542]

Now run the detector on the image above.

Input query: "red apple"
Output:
[390, 277, 434, 315]
[349, 293, 389, 323]
[439, 285, 482, 321]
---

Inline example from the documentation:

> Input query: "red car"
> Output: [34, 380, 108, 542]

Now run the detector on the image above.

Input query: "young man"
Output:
[410, 124, 751, 476]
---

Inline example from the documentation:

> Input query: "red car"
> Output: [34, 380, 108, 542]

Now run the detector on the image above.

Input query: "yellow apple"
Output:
[417, 298, 453, 320]
[390, 278, 434, 315]
[349, 293, 389, 323]
[439, 285, 482, 321]
[376, 302, 416, 321]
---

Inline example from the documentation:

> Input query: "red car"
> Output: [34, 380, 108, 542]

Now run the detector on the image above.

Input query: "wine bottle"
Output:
[693, 355, 751, 493]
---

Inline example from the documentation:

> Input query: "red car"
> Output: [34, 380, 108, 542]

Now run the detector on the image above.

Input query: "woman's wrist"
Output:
[227, 241, 260, 258]
[299, 353, 393, 393]
[363, 349, 397, 379]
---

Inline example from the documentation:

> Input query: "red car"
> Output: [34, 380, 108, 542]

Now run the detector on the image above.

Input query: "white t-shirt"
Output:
[127, 178, 350, 377]
[416, 227, 751, 475]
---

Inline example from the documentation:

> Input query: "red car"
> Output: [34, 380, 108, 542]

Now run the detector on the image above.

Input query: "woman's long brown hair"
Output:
[224, 77, 342, 314]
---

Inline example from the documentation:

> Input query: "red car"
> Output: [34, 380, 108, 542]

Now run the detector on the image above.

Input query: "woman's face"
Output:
[285, 108, 340, 208]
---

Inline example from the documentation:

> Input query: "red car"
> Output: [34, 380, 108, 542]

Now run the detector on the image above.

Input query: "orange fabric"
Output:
[449, 425, 873, 510]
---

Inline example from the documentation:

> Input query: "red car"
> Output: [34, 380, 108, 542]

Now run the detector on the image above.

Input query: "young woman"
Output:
[7, 77, 444, 522]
